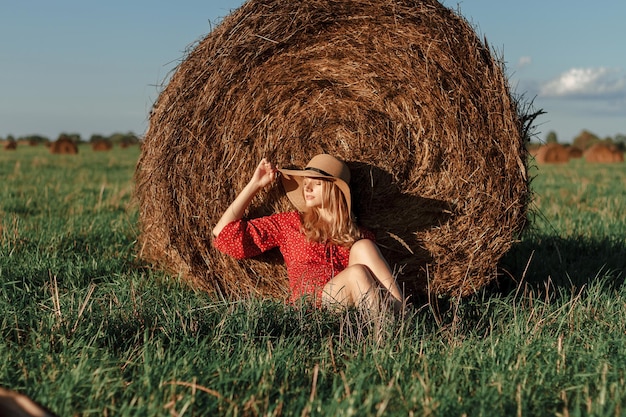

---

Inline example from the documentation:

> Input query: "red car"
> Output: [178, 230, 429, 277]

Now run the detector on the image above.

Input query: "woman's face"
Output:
[302, 177, 326, 209]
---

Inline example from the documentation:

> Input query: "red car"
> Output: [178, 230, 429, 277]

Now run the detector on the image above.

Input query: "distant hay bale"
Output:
[50, 137, 78, 154]
[567, 145, 583, 159]
[3, 140, 17, 150]
[91, 139, 113, 151]
[527, 143, 541, 158]
[584, 143, 624, 163]
[135, 0, 535, 299]
[533, 143, 570, 164]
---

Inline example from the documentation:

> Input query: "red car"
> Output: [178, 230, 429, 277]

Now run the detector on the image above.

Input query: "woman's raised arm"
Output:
[212, 158, 277, 237]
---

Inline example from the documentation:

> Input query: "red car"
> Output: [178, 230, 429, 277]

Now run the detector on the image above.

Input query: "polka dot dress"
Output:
[213, 211, 372, 303]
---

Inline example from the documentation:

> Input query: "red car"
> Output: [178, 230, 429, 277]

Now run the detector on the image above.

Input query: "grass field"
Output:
[1, 145, 625, 416]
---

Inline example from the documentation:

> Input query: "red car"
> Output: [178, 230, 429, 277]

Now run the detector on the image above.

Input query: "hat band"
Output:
[304, 167, 333, 177]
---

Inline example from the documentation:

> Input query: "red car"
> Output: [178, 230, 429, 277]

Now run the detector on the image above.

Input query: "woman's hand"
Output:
[250, 158, 278, 189]
[213, 158, 278, 237]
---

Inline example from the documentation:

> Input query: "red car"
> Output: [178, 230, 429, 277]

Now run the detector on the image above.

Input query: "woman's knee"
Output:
[323, 264, 374, 304]
[339, 264, 375, 295]
[327, 264, 370, 288]
[351, 238, 377, 253]
[349, 238, 379, 264]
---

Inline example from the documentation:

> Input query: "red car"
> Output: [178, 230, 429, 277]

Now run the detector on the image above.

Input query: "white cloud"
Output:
[539, 67, 626, 99]
[517, 56, 532, 68]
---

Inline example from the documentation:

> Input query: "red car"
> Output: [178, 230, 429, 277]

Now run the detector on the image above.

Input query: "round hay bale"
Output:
[91, 139, 113, 151]
[50, 137, 78, 154]
[566, 145, 583, 159]
[527, 143, 541, 158]
[533, 143, 570, 164]
[584, 143, 624, 163]
[136, 0, 534, 299]
[3, 140, 17, 150]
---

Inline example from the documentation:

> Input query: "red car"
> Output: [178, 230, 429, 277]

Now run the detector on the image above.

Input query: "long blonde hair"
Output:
[300, 179, 361, 247]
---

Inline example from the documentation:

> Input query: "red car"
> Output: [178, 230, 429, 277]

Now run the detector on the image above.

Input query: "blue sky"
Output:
[1, 1, 624, 143]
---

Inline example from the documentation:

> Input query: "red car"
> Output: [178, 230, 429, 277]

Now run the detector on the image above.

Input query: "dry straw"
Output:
[3, 140, 17, 151]
[567, 145, 583, 159]
[92, 139, 113, 151]
[135, 0, 538, 300]
[532, 143, 570, 164]
[50, 137, 78, 155]
[584, 143, 624, 163]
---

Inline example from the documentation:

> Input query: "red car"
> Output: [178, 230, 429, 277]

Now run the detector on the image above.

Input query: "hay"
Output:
[50, 137, 78, 154]
[533, 143, 570, 164]
[92, 139, 113, 151]
[566, 145, 583, 159]
[584, 143, 624, 163]
[135, 0, 534, 299]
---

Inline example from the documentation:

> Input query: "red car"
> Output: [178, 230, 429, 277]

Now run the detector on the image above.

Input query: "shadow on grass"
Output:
[497, 232, 626, 295]
[421, 232, 626, 339]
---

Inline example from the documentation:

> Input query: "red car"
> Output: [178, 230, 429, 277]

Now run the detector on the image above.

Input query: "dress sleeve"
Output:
[213, 214, 284, 259]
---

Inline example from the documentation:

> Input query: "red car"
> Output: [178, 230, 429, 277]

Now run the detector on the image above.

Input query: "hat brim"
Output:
[278, 169, 351, 214]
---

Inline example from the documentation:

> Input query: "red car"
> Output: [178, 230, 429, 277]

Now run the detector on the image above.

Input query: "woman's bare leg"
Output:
[348, 239, 403, 302]
[322, 239, 404, 311]
[322, 264, 378, 310]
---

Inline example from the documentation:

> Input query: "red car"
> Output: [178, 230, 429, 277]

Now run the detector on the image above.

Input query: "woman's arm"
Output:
[212, 158, 277, 237]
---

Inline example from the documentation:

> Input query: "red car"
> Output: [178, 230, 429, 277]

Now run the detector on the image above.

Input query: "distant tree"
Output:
[89, 134, 107, 143]
[57, 132, 81, 143]
[572, 130, 600, 151]
[545, 131, 558, 144]
[614, 134, 626, 151]
[20, 134, 49, 145]
[110, 131, 140, 146]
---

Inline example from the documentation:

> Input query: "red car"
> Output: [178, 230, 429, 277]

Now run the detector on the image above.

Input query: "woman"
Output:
[212, 154, 403, 312]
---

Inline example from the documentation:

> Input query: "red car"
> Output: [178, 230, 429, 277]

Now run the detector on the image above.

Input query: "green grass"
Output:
[1, 146, 625, 416]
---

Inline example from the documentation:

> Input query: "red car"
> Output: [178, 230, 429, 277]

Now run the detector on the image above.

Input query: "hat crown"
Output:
[305, 154, 350, 184]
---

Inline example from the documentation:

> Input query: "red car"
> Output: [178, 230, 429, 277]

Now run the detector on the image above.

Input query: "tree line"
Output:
[5, 129, 624, 151]
[1, 131, 140, 146]
[539, 130, 626, 151]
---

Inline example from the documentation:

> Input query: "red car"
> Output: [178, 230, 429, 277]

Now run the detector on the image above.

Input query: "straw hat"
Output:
[278, 154, 351, 213]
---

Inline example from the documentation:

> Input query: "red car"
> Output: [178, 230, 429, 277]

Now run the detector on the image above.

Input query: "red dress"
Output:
[213, 211, 372, 303]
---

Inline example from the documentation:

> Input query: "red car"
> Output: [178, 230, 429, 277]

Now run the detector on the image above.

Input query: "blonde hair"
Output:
[300, 179, 361, 247]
